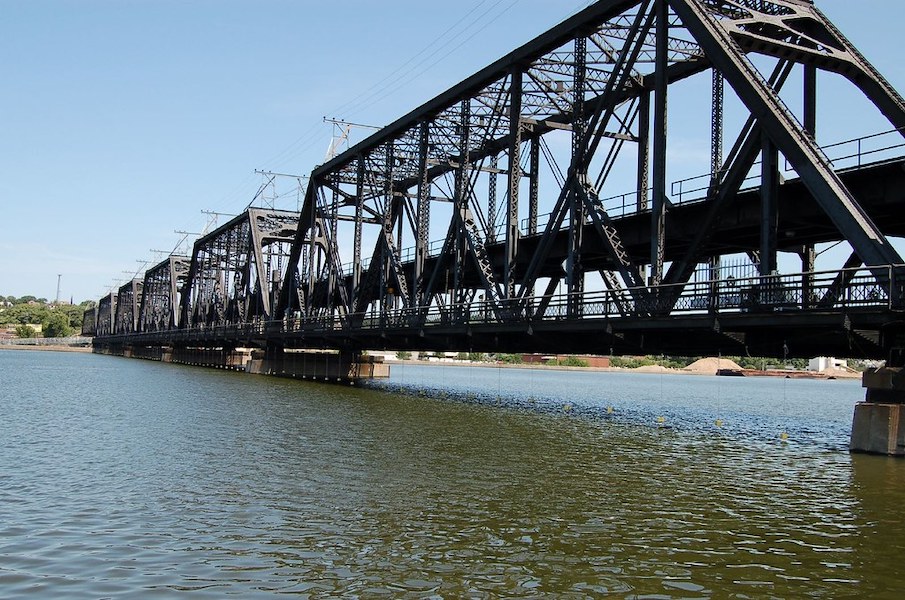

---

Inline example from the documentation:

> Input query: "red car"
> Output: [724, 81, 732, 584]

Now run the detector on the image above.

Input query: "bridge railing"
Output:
[93, 264, 905, 344]
[336, 129, 905, 275]
[670, 127, 905, 205]
[282, 264, 904, 332]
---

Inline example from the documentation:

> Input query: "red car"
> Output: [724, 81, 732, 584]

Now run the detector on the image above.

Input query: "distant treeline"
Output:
[0, 295, 95, 338]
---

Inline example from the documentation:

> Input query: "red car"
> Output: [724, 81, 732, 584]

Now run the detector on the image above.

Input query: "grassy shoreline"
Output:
[384, 358, 862, 379]
[0, 344, 92, 353]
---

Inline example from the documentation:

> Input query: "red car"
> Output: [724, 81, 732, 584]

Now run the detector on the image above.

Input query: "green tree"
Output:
[14, 324, 36, 338]
[0, 303, 49, 326]
[55, 303, 86, 328]
[396, 350, 412, 360]
[43, 311, 72, 338]
[556, 356, 589, 367]
[498, 353, 523, 364]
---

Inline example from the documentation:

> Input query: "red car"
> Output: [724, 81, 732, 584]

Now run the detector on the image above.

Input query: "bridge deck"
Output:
[343, 159, 905, 295]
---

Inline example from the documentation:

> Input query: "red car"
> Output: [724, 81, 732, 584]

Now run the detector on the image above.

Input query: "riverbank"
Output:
[2, 343, 860, 379]
[0, 344, 92, 353]
[385, 357, 862, 379]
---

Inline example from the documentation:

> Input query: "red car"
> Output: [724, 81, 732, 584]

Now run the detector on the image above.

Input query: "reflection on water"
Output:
[2, 351, 904, 597]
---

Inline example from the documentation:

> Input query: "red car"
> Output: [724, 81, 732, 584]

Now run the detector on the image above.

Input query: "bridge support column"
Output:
[851, 367, 905, 456]
[245, 349, 389, 382]
[169, 346, 251, 371]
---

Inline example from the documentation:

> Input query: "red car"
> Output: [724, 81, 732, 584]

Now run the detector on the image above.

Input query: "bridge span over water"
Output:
[86, 1, 905, 454]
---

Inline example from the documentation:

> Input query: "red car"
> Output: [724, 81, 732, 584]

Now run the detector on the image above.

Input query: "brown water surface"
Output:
[2, 351, 903, 597]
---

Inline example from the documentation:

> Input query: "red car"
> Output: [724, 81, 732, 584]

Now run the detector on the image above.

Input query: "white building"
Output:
[808, 356, 848, 372]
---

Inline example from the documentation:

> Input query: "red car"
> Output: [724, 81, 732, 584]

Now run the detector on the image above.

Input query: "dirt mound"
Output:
[821, 367, 861, 380]
[683, 357, 743, 375]
[631, 364, 675, 373]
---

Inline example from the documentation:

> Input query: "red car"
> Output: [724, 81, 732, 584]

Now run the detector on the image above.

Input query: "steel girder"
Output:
[180, 208, 300, 329]
[277, 0, 904, 328]
[81, 307, 96, 337]
[138, 255, 190, 332]
[113, 279, 143, 335]
[96, 293, 116, 338]
[671, 0, 904, 270]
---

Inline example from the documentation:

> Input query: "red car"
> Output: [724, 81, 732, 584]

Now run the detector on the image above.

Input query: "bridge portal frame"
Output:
[276, 0, 905, 342]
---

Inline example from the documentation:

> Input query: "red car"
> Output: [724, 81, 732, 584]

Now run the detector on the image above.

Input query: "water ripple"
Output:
[2, 352, 905, 596]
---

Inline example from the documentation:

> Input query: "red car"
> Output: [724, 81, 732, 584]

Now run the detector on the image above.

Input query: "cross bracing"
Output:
[139, 255, 190, 332]
[277, 0, 905, 328]
[90, 0, 905, 360]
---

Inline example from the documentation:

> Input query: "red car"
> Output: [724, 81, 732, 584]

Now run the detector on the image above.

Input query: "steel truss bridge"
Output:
[89, 0, 905, 362]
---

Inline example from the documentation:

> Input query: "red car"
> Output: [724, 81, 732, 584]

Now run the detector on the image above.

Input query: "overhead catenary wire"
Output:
[107, 0, 597, 295]
[340, 0, 522, 120]
[328, 0, 498, 119]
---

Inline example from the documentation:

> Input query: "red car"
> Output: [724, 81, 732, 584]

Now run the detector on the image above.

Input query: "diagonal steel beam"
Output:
[671, 0, 903, 273]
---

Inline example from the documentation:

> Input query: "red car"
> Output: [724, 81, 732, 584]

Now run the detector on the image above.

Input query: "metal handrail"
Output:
[94, 264, 905, 342]
[349, 128, 905, 274]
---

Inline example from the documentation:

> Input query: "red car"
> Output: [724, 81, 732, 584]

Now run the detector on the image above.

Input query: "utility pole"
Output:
[323, 117, 381, 160]
[200, 210, 235, 232]
[251, 171, 309, 211]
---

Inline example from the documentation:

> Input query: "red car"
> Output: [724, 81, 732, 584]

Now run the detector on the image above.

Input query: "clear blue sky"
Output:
[1, 0, 903, 303]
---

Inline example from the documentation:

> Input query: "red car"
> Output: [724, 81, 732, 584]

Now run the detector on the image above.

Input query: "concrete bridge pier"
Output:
[130, 345, 163, 361]
[169, 346, 252, 371]
[851, 349, 905, 455]
[245, 348, 389, 382]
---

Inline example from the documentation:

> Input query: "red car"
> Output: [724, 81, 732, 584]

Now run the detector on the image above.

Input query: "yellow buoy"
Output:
[715, 419, 723, 428]
[607, 406, 615, 415]
[780, 431, 789, 441]
[656, 416, 666, 424]
[563, 403, 572, 413]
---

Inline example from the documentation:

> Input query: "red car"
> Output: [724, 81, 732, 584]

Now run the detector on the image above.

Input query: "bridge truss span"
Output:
[276, 0, 905, 343]
[91, 0, 905, 362]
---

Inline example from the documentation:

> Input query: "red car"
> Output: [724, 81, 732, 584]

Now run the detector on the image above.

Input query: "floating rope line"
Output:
[780, 340, 790, 442]
[715, 352, 724, 429]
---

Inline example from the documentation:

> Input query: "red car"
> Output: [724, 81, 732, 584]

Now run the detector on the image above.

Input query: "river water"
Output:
[2, 350, 904, 598]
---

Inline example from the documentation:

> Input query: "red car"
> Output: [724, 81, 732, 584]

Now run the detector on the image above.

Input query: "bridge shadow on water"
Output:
[367, 363, 861, 453]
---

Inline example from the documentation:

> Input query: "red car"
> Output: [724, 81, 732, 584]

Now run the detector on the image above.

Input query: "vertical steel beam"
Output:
[801, 244, 816, 308]
[453, 100, 471, 309]
[636, 92, 650, 212]
[760, 134, 779, 276]
[651, 0, 669, 285]
[804, 64, 817, 140]
[708, 256, 720, 313]
[707, 70, 724, 313]
[170, 258, 183, 328]
[528, 136, 539, 236]
[568, 36, 588, 317]
[488, 155, 498, 244]
[802, 64, 816, 304]
[353, 158, 364, 304]
[414, 122, 430, 307]
[711, 70, 724, 179]
[505, 69, 523, 298]
[325, 180, 337, 309]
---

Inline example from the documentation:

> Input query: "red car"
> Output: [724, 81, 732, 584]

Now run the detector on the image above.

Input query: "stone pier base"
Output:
[246, 349, 389, 382]
[850, 367, 905, 456]
[170, 347, 252, 371]
[851, 402, 905, 456]
[92, 343, 388, 383]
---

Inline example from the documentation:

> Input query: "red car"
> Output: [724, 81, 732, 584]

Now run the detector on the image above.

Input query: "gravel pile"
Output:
[683, 357, 744, 375]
